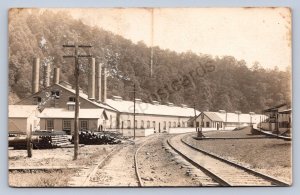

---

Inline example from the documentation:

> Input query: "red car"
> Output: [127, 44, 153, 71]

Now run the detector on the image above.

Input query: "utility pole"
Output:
[235, 111, 241, 130]
[63, 43, 92, 160]
[150, 9, 154, 77]
[133, 84, 136, 140]
[193, 103, 197, 132]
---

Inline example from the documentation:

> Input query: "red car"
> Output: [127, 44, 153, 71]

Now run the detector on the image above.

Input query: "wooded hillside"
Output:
[8, 10, 291, 113]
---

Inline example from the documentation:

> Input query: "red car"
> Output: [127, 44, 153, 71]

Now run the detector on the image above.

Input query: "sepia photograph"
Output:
[8, 8, 292, 187]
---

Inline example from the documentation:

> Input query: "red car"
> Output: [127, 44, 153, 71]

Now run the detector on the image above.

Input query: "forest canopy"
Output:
[8, 10, 291, 113]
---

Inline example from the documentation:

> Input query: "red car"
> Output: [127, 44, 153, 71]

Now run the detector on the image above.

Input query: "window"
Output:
[153, 121, 156, 130]
[173, 122, 176, 128]
[135, 120, 137, 128]
[169, 122, 171, 128]
[182, 121, 185, 127]
[127, 120, 131, 129]
[110, 115, 112, 128]
[69, 97, 75, 102]
[206, 122, 210, 127]
[46, 119, 54, 130]
[141, 120, 144, 128]
[33, 96, 42, 105]
[163, 121, 166, 130]
[68, 105, 75, 111]
[147, 121, 150, 128]
[80, 120, 88, 131]
[178, 122, 180, 127]
[51, 90, 60, 99]
[63, 120, 71, 132]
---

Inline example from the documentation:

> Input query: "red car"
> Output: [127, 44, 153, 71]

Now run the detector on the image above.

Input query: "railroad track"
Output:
[73, 135, 155, 187]
[167, 133, 290, 187]
[81, 145, 122, 186]
[68, 144, 121, 186]
[134, 134, 158, 187]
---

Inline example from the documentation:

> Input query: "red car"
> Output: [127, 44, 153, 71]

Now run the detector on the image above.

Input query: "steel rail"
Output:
[181, 137, 290, 186]
[167, 136, 231, 186]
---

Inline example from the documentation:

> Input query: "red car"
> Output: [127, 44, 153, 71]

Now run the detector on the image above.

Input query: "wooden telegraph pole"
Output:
[193, 103, 197, 132]
[63, 44, 92, 160]
[133, 84, 136, 139]
[27, 124, 33, 158]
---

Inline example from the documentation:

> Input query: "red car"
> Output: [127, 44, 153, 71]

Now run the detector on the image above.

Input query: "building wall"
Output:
[16, 85, 100, 109]
[9, 116, 39, 133]
[105, 110, 118, 129]
[118, 128, 154, 137]
[259, 122, 275, 131]
[8, 118, 28, 133]
[40, 118, 100, 133]
[118, 113, 190, 133]
[278, 113, 291, 130]
[16, 84, 120, 130]
[194, 114, 223, 129]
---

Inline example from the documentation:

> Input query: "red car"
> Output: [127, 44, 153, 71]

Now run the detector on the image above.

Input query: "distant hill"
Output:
[8, 9, 291, 112]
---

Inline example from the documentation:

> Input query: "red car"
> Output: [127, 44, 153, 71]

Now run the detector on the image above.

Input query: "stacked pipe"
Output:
[9, 131, 71, 149]
[74, 131, 122, 145]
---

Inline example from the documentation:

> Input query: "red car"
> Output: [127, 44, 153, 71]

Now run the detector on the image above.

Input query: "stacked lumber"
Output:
[36, 135, 71, 149]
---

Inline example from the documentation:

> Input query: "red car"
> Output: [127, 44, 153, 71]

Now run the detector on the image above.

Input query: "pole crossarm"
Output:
[63, 55, 76, 58]
[78, 55, 93, 58]
[63, 44, 92, 48]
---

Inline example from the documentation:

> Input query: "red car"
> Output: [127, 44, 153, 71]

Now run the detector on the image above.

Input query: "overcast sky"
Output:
[68, 8, 291, 70]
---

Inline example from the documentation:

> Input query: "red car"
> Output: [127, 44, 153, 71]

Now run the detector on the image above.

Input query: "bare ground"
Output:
[137, 134, 202, 186]
[183, 128, 292, 184]
[85, 136, 153, 187]
[9, 145, 115, 187]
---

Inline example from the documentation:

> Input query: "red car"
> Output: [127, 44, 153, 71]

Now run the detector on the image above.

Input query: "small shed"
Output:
[8, 105, 39, 133]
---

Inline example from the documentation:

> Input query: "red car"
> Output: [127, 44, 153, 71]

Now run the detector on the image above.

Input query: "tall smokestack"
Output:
[88, 58, 96, 100]
[103, 67, 107, 103]
[96, 62, 102, 102]
[32, 58, 40, 94]
[53, 67, 60, 84]
[44, 64, 51, 88]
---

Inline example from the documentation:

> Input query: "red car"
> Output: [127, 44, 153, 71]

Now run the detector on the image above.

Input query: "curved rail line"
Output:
[81, 145, 121, 186]
[180, 137, 289, 186]
[167, 136, 230, 186]
[134, 135, 157, 187]
[167, 134, 290, 187]
[76, 135, 156, 187]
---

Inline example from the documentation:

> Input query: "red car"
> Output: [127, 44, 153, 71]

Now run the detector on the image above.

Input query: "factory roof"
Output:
[203, 112, 223, 121]
[58, 81, 200, 117]
[194, 111, 266, 124]
[278, 108, 292, 114]
[8, 105, 38, 118]
[215, 112, 265, 123]
[263, 103, 288, 112]
[105, 98, 200, 117]
[57, 83, 118, 112]
[38, 108, 107, 119]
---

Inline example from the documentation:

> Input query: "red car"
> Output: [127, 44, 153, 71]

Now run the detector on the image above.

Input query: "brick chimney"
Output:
[44, 64, 51, 88]
[88, 58, 96, 100]
[96, 62, 102, 102]
[103, 67, 107, 103]
[32, 58, 40, 94]
[53, 67, 60, 84]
